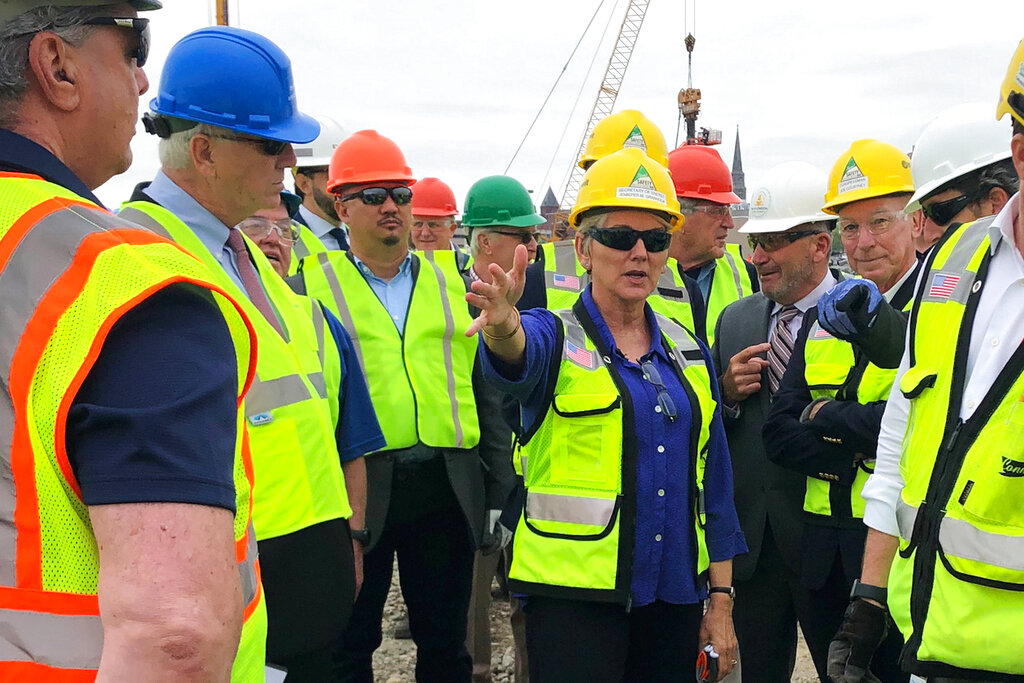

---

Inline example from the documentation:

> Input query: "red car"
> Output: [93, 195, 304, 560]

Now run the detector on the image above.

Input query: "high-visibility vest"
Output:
[297, 249, 480, 450]
[704, 243, 755, 348]
[508, 303, 715, 603]
[0, 172, 266, 681]
[801, 321, 899, 520]
[539, 240, 701, 339]
[120, 202, 351, 540]
[288, 221, 327, 276]
[888, 216, 1024, 678]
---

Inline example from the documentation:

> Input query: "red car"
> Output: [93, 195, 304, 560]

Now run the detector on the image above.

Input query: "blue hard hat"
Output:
[149, 26, 319, 144]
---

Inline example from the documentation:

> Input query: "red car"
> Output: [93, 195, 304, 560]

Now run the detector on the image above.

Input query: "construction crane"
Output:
[558, 0, 651, 219]
[675, 2, 721, 147]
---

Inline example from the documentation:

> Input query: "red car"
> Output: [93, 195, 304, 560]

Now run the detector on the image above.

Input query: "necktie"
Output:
[328, 227, 349, 251]
[766, 305, 799, 395]
[225, 227, 285, 337]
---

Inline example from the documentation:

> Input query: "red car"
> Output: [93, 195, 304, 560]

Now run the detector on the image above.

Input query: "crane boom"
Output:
[215, 0, 229, 25]
[559, 0, 651, 212]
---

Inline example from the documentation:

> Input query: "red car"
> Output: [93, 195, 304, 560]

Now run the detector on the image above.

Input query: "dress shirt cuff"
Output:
[861, 473, 902, 536]
[707, 529, 749, 563]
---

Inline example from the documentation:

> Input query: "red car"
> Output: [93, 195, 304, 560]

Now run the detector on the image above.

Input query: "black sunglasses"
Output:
[340, 186, 413, 206]
[921, 194, 973, 226]
[491, 230, 538, 244]
[589, 227, 672, 252]
[83, 17, 150, 67]
[208, 133, 289, 156]
[746, 229, 824, 252]
[641, 361, 677, 421]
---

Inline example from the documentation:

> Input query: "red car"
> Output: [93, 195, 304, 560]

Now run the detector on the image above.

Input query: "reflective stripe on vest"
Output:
[509, 306, 715, 602]
[121, 202, 351, 539]
[0, 174, 265, 679]
[300, 249, 480, 450]
[288, 222, 328, 276]
[888, 217, 1024, 677]
[705, 244, 754, 347]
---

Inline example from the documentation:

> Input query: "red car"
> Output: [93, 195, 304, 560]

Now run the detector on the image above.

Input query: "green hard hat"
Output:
[1, 1, 162, 25]
[462, 175, 545, 229]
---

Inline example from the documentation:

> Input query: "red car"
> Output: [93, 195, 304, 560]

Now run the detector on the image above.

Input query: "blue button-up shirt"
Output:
[480, 286, 746, 606]
[352, 251, 415, 334]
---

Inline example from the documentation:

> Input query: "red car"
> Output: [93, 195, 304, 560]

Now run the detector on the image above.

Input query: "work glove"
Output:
[480, 508, 512, 555]
[818, 280, 882, 340]
[827, 599, 888, 683]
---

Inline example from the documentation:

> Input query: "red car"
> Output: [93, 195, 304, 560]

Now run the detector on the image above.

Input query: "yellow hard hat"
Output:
[569, 147, 684, 230]
[578, 110, 669, 169]
[996, 38, 1024, 126]
[821, 139, 914, 214]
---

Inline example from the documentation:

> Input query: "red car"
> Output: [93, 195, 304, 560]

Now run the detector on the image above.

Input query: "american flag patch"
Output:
[565, 340, 594, 368]
[928, 273, 960, 299]
[814, 327, 832, 339]
[552, 273, 580, 290]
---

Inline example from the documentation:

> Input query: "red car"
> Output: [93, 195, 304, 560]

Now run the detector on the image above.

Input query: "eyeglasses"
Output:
[83, 17, 150, 67]
[641, 361, 677, 422]
[837, 212, 905, 241]
[208, 133, 290, 156]
[490, 230, 538, 244]
[238, 217, 299, 245]
[746, 230, 824, 252]
[589, 227, 672, 252]
[340, 186, 413, 206]
[679, 200, 731, 217]
[412, 219, 454, 232]
[920, 194, 973, 226]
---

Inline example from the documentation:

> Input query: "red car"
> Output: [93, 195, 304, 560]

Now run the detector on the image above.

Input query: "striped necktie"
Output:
[225, 227, 285, 337]
[766, 305, 799, 395]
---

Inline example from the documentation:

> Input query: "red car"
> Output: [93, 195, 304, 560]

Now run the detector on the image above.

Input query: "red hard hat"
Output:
[410, 177, 458, 217]
[667, 146, 740, 205]
[327, 129, 415, 193]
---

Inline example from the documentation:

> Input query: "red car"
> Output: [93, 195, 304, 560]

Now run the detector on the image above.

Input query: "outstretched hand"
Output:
[465, 244, 530, 337]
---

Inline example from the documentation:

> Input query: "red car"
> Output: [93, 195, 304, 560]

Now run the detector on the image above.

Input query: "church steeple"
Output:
[731, 126, 746, 200]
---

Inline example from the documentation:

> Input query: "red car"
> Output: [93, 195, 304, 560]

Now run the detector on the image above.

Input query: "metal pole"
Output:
[215, 0, 229, 26]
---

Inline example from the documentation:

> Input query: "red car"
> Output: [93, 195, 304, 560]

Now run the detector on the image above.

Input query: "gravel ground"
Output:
[371, 568, 820, 682]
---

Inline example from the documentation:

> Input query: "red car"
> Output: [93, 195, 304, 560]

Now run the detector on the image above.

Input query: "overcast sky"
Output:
[96, 0, 1023, 212]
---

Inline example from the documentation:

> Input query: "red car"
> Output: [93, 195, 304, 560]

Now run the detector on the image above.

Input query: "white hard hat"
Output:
[293, 115, 348, 168]
[740, 161, 836, 234]
[904, 102, 1013, 213]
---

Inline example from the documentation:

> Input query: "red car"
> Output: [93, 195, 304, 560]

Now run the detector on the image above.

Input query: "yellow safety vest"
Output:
[120, 202, 351, 540]
[540, 240, 702, 340]
[508, 304, 716, 603]
[889, 217, 1024, 679]
[288, 221, 328, 276]
[0, 172, 266, 681]
[704, 243, 755, 348]
[297, 249, 480, 450]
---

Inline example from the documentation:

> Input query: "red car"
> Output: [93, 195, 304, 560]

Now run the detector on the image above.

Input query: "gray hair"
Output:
[158, 122, 229, 170]
[468, 227, 489, 258]
[0, 5, 114, 123]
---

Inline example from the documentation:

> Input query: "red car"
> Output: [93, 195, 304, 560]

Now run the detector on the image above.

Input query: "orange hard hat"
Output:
[410, 177, 458, 217]
[667, 145, 740, 205]
[326, 129, 415, 194]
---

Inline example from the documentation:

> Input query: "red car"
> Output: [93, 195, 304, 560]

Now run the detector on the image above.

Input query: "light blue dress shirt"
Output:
[299, 204, 347, 251]
[352, 251, 415, 334]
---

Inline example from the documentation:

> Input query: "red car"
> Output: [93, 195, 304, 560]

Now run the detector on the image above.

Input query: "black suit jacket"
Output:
[710, 292, 808, 581]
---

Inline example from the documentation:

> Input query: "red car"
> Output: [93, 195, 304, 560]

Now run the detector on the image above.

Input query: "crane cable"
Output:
[504, 0, 610, 174]
[674, 0, 696, 147]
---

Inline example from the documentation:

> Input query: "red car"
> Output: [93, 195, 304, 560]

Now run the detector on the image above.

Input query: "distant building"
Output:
[730, 126, 749, 233]
[539, 186, 559, 240]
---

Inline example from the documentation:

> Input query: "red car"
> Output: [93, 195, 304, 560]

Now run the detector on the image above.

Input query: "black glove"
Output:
[827, 599, 888, 683]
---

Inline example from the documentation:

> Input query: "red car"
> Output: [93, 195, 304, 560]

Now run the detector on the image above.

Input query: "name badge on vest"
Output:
[248, 412, 274, 426]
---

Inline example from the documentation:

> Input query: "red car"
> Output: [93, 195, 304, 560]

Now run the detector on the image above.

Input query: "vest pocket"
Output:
[899, 365, 937, 399]
[523, 489, 620, 540]
[549, 393, 622, 491]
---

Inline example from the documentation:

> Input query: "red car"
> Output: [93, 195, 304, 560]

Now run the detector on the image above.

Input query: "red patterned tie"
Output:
[225, 227, 285, 337]
[766, 305, 799, 395]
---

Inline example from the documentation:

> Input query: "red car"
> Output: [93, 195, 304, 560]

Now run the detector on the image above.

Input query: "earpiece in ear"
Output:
[57, 70, 75, 84]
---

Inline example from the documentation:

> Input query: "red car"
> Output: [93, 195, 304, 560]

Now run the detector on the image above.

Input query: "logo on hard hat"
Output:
[837, 158, 869, 195]
[750, 188, 771, 218]
[616, 165, 666, 204]
[623, 125, 647, 152]
[1016, 63, 1024, 89]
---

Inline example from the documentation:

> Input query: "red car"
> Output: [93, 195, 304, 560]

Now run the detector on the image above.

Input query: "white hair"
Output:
[157, 122, 228, 170]
[468, 227, 490, 258]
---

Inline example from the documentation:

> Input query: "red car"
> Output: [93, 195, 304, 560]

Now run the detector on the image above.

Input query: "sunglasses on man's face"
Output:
[83, 17, 150, 67]
[746, 229, 824, 252]
[920, 194, 973, 227]
[588, 227, 672, 252]
[340, 186, 414, 206]
[207, 133, 290, 156]
[490, 230, 538, 245]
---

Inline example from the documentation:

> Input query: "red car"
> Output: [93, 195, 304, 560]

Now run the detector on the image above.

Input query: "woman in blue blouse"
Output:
[467, 148, 746, 682]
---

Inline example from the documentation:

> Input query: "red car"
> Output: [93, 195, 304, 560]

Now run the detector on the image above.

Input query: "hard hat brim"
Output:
[148, 103, 321, 145]
[821, 185, 915, 215]
[739, 213, 836, 234]
[411, 208, 459, 218]
[903, 150, 1013, 214]
[677, 190, 742, 205]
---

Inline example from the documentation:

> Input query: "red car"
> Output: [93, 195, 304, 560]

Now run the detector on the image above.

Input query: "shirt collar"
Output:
[298, 203, 340, 239]
[989, 192, 1021, 255]
[0, 128, 103, 207]
[144, 170, 233, 256]
[883, 261, 918, 303]
[352, 250, 413, 281]
[581, 285, 669, 363]
[771, 270, 837, 317]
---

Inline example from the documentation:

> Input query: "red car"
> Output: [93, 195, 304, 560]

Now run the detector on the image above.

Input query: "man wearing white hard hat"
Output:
[293, 114, 351, 253]
[710, 162, 838, 682]
[762, 156, 919, 682]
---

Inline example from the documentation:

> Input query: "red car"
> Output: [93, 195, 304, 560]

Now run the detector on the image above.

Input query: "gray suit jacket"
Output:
[710, 292, 807, 581]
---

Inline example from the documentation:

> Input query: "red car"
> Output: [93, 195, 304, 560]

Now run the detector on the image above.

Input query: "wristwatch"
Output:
[708, 586, 735, 601]
[850, 579, 887, 604]
[350, 528, 371, 547]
